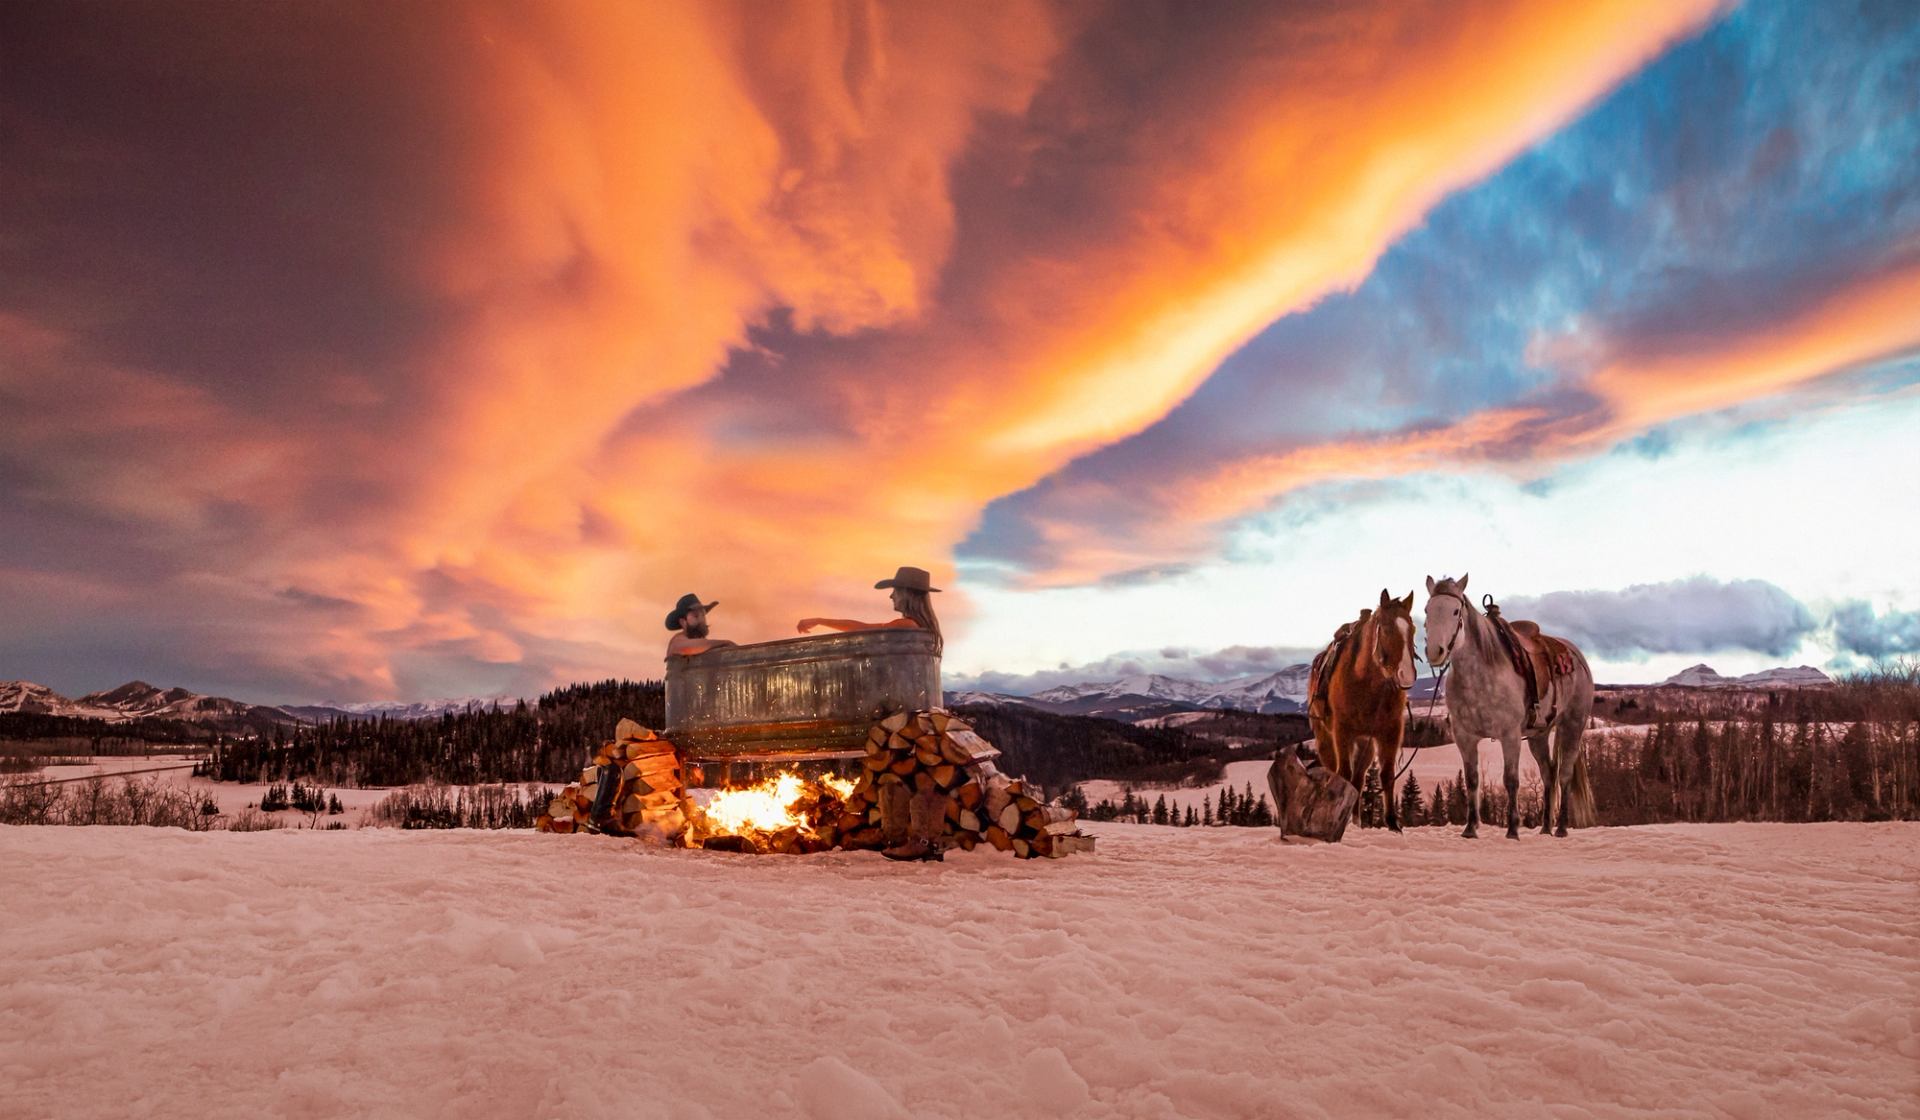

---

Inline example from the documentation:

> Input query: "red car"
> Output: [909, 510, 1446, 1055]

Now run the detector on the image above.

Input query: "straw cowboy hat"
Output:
[665, 593, 718, 631]
[875, 566, 941, 593]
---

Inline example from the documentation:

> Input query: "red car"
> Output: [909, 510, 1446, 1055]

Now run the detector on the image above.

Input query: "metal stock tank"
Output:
[664, 628, 941, 761]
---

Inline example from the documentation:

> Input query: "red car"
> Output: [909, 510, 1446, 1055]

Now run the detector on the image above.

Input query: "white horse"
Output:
[1422, 573, 1596, 838]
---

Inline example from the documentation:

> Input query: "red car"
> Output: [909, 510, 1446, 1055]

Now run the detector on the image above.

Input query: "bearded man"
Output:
[666, 594, 736, 656]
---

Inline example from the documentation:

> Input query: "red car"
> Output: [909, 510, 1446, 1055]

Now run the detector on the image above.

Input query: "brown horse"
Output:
[1309, 589, 1418, 831]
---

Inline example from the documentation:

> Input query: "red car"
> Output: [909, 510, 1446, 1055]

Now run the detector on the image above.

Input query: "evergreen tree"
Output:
[1359, 766, 1384, 828]
[1448, 771, 1469, 824]
[1152, 794, 1170, 826]
[1201, 795, 1213, 827]
[1398, 771, 1424, 827]
[1252, 793, 1273, 827]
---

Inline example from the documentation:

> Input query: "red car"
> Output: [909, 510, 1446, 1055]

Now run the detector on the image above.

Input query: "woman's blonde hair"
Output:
[896, 588, 942, 652]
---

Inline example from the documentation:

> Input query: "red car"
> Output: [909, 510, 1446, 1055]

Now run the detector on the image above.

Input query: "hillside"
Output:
[0, 678, 298, 734]
[953, 703, 1307, 793]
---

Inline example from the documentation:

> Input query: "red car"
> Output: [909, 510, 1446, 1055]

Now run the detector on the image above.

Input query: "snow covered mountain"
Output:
[2, 678, 521, 728]
[1032, 674, 1220, 707]
[0, 680, 73, 715]
[287, 697, 522, 722]
[1197, 666, 1312, 712]
[0, 679, 300, 725]
[941, 690, 1025, 708]
[950, 666, 1312, 718]
[1658, 664, 1831, 689]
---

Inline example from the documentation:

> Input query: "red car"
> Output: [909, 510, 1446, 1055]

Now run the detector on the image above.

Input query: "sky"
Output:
[2, 0, 1916, 703]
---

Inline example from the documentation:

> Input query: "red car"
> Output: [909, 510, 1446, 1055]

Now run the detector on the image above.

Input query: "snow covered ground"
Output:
[19, 755, 459, 823]
[1, 822, 1913, 1119]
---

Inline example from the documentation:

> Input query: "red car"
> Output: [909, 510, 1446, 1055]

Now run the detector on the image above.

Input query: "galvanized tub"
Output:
[664, 628, 941, 760]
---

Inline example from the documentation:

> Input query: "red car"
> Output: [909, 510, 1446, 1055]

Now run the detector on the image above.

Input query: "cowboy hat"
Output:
[874, 566, 940, 593]
[665, 593, 718, 631]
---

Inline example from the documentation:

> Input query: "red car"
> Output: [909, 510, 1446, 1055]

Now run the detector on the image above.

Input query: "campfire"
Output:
[536, 711, 1092, 859]
[687, 771, 855, 854]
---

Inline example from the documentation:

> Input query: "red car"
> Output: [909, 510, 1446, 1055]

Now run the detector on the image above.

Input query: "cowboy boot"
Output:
[880, 778, 926, 860]
[910, 787, 947, 861]
[877, 777, 910, 847]
[884, 787, 946, 861]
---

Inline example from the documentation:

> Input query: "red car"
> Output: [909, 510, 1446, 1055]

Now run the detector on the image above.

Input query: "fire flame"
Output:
[695, 770, 854, 838]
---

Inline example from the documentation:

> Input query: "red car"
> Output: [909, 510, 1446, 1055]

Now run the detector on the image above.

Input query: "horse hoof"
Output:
[1461, 828, 1477, 839]
[1388, 823, 1403, 834]
[1506, 830, 1519, 840]
[1554, 827, 1569, 838]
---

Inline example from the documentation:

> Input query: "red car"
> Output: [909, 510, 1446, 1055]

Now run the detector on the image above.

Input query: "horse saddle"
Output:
[1308, 613, 1366, 722]
[1485, 604, 1577, 729]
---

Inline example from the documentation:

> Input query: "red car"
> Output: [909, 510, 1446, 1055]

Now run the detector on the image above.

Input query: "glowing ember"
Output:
[694, 771, 854, 841]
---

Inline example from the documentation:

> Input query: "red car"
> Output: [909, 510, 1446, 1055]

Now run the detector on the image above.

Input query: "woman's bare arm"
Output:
[796, 617, 919, 634]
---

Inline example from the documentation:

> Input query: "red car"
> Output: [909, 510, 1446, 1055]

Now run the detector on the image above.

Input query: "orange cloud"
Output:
[2, 0, 1730, 698]
[1002, 252, 1920, 587]
[1580, 255, 1920, 433]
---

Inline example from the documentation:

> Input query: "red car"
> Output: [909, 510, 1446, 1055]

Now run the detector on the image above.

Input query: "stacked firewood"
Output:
[535, 719, 690, 842]
[534, 710, 1090, 859]
[834, 709, 1094, 859]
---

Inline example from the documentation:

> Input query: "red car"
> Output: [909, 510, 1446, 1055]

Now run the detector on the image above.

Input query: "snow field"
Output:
[1083, 725, 1675, 818]
[18, 756, 477, 824]
[0, 822, 1914, 1119]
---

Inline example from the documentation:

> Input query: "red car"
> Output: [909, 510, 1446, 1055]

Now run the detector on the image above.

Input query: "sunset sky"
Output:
[3, 0, 1916, 703]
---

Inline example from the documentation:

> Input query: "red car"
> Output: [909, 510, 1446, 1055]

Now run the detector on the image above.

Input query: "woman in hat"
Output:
[796, 566, 942, 651]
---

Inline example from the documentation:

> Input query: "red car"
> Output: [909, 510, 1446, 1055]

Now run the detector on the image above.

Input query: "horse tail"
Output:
[1566, 750, 1597, 829]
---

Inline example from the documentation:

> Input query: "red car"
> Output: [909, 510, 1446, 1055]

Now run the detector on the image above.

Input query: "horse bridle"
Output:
[1425, 588, 1470, 667]
[1393, 588, 1466, 783]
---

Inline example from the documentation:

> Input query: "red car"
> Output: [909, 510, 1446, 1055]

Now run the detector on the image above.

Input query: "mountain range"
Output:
[284, 697, 523, 722]
[0, 679, 301, 729]
[0, 680, 518, 730]
[949, 665, 1313, 719]
[1654, 664, 1831, 689]
[950, 659, 1831, 720]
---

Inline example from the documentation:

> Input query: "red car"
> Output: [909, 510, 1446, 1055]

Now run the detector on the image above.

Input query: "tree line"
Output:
[1077, 781, 1277, 827]
[955, 704, 1306, 793]
[200, 680, 665, 787]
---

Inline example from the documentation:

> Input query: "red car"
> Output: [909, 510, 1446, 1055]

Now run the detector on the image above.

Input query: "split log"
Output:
[838, 708, 1090, 858]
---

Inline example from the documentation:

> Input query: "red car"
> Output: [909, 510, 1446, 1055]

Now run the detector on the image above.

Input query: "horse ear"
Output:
[1424, 575, 1435, 594]
[1379, 587, 1391, 608]
[1402, 591, 1415, 610]
[1459, 571, 1469, 592]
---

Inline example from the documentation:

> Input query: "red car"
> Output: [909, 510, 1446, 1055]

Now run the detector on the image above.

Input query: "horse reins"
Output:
[1392, 590, 1465, 784]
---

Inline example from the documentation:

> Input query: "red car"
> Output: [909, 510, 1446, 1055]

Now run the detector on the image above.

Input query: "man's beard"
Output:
[683, 620, 709, 639]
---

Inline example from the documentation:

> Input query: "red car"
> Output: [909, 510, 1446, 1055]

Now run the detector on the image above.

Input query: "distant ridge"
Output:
[952, 658, 1834, 719]
[0, 679, 299, 727]
[1656, 663, 1831, 689]
[285, 697, 522, 722]
[949, 665, 1311, 718]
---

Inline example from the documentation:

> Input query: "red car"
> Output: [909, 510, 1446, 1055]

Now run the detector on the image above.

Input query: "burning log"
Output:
[536, 710, 1092, 860]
